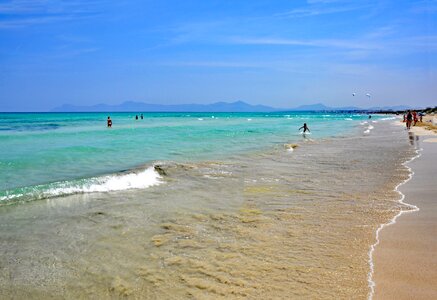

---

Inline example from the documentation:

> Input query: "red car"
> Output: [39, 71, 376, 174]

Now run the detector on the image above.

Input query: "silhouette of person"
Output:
[406, 110, 413, 129]
[107, 116, 112, 128]
[299, 123, 310, 133]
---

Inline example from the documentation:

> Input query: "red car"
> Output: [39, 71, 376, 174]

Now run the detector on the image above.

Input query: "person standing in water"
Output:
[406, 110, 413, 129]
[140, 113, 144, 120]
[107, 116, 112, 128]
[299, 123, 310, 133]
[135, 115, 138, 120]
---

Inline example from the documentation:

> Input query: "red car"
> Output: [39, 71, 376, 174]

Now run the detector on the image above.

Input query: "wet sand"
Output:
[373, 137, 437, 299]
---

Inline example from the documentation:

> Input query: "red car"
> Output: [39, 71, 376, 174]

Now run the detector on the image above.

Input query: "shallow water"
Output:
[0, 116, 415, 299]
[0, 112, 379, 198]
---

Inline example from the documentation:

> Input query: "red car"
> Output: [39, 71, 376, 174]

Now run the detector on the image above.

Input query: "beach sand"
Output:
[373, 127, 437, 299]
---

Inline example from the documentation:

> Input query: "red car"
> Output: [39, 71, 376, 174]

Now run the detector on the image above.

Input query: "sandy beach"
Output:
[373, 118, 437, 299]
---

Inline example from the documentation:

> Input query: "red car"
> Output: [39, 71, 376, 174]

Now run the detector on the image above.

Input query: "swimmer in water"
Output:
[299, 123, 310, 133]
[107, 116, 112, 128]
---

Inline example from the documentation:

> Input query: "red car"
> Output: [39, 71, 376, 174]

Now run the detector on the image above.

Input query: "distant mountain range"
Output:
[51, 101, 411, 113]
[51, 101, 274, 113]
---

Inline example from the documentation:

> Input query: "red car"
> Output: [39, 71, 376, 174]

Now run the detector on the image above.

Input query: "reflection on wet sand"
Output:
[408, 131, 420, 147]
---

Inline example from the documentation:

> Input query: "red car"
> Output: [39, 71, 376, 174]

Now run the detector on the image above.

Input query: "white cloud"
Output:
[158, 61, 262, 69]
[275, 4, 369, 18]
[411, 2, 437, 14]
[0, 0, 108, 29]
[307, 0, 349, 3]
[229, 37, 382, 50]
[0, 15, 76, 29]
[0, 0, 46, 14]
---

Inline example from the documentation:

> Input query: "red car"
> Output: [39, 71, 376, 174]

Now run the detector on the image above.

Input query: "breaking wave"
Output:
[0, 166, 162, 205]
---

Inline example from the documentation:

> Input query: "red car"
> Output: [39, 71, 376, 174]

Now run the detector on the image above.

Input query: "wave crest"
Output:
[0, 167, 162, 204]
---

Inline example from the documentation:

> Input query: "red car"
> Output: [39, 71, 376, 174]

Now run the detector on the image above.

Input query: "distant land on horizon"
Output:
[50, 101, 412, 113]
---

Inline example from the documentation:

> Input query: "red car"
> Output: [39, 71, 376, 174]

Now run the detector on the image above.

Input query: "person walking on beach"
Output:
[406, 110, 413, 129]
[107, 116, 112, 128]
[299, 123, 310, 133]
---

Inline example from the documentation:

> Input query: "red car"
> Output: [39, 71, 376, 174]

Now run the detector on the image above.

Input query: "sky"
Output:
[0, 0, 436, 111]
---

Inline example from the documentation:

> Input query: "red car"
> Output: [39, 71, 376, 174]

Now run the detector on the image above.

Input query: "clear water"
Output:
[0, 112, 415, 299]
[0, 112, 380, 203]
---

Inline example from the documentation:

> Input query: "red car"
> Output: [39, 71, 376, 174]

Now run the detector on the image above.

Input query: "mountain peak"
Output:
[293, 103, 330, 111]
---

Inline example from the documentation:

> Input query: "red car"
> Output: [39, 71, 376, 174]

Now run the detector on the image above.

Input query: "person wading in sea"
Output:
[299, 123, 310, 133]
[406, 110, 413, 129]
[107, 116, 112, 128]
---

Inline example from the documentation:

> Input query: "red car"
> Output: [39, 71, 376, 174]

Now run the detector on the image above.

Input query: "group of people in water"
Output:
[403, 110, 423, 130]
[107, 114, 144, 127]
[107, 114, 312, 134]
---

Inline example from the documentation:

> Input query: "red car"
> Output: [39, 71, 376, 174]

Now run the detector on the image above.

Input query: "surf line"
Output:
[366, 147, 422, 300]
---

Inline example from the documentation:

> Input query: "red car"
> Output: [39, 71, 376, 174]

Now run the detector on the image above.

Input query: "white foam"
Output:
[367, 148, 422, 300]
[48, 167, 162, 196]
[198, 118, 203, 121]
[380, 117, 396, 121]
[1, 167, 162, 202]
[247, 118, 252, 121]
[0, 193, 24, 201]
[345, 118, 353, 120]
[364, 125, 374, 134]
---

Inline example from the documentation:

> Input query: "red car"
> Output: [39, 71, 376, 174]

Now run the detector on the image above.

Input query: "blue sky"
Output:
[0, 0, 436, 111]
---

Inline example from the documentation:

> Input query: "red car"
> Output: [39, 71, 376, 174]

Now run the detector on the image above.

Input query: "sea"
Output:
[0, 112, 415, 299]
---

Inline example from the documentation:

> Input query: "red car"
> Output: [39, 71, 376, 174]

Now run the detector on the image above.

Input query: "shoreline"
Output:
[367, 147, 421, 299]
[371, 119, 437, 299]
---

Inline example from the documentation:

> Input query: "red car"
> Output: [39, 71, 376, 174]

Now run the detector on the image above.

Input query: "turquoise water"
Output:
[0, 112, 410, 299]
[0, 112, 379, 202]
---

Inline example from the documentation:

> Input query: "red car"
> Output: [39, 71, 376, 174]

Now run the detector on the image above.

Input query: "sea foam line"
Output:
[0, 166, 162, 203]
[367, 147, 422, 300]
